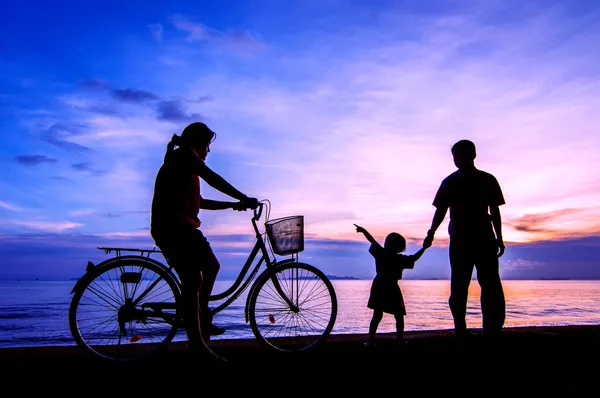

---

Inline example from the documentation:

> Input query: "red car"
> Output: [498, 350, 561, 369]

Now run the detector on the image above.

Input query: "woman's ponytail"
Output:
[164, 134, 181, 162]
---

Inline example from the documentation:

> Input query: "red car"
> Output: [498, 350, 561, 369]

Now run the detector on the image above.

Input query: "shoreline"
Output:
[2, 278, 596, 281]
[2, 324, 599, 393]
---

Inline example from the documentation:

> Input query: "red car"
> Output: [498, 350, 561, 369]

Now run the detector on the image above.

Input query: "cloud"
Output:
[77, 78, 110, 90]
[0, 200, 19, 211]
[156, 99, 203, 123]
[14, 155, 57, 166]
[168, 14, 267, 55]
[69, 209, 96, 217]
[42, 124, 91, 153]
[168, 14, 212, 41]
[93, 231, 150, 238]
[148, 23, 163, 42]
[5, 220, 83, 232]
[71, 79, 207, 123]
[60, 94, 120, 116]
[508, 209, 584, 233]
[110, 88, 159, 104]
[71, 162, 105, 176]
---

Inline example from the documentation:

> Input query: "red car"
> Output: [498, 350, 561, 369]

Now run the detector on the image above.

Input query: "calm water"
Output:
[1, 279, 599, 348]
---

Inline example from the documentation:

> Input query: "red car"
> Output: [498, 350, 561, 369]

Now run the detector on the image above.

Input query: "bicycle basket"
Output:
[265, 215, 304, 256]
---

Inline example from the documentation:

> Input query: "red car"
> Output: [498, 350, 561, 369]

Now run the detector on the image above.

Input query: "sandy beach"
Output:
[1, 325, 599, 394]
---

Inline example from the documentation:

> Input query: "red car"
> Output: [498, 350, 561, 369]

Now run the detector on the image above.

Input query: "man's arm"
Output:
[490, 205, 505, 257]
[423, 206, 448, 247]
[427, 207, 448, 237]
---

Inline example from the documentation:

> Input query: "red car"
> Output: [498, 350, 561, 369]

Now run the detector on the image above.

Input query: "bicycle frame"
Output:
[73, 203, 299, 323]
[209, 203, 299, 317]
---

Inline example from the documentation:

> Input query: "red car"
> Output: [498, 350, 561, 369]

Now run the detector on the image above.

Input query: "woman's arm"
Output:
[199, 198, 237, 210]
[193, 156, 247, 201]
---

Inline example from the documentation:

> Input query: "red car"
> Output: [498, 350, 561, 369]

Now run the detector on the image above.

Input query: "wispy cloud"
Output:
[6, 220, 83, 232]
[156, 99, 203, 123]
[69, 209, 96, 217]
[167, 14, 267, 55]
[111, 88, 159, 104]
[148, 23, 163, 43]
[14, 155, 57, 166]
[71, 162, 105, 176]
[0, 200, 19, 211]
[42, 124, 91, 153]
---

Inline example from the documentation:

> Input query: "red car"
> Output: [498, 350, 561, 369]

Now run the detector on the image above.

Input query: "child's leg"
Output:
[368, 310, 384, 343]
[394, 313, 405, 341]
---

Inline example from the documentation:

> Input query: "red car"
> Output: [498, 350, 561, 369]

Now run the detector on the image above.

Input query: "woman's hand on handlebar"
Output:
[232, 197, 259, 211]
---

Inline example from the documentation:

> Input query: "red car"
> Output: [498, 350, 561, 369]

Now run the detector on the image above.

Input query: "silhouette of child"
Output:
[355, 224, 430, 348]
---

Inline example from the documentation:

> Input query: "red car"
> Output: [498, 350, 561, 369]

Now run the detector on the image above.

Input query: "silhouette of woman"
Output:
[150, 122, 258, 362]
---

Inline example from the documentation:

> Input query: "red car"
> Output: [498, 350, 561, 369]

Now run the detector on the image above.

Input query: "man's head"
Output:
[451, 139, 476, 170]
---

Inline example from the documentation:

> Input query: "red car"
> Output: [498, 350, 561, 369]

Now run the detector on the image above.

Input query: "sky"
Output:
[1, 0, 599, 281]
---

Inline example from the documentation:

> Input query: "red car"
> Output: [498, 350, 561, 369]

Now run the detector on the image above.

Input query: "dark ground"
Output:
[1, 325, 599, 395]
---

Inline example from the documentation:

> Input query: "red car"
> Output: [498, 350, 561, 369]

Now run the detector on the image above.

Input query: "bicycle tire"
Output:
[248, 262, 337, 353]
[69, 258, 181, 362]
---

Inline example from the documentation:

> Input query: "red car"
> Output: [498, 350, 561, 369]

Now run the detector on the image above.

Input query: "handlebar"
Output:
[253, 203, 263, 221]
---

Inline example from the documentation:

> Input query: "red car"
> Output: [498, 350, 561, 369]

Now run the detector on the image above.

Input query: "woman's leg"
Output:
[199, 250, 222, 339]
[179, 269, 205, 350]
[155, 229, 224, 361]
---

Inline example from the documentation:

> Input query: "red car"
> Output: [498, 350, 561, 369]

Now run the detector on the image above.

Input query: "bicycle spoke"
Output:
[250, 263, 337, 353]
[71, 259, 180, 361]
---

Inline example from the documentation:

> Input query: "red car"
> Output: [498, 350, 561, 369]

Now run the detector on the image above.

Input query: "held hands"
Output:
[423, 230, 434, 249]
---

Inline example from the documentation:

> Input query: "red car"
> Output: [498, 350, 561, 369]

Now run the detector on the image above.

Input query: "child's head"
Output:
[384, 232, 406, 253]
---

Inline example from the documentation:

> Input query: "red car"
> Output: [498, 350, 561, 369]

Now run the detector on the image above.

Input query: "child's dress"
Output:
[367, 242, 416, 315]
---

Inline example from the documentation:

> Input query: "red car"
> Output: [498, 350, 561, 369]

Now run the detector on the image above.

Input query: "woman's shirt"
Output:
[151, 148, 205, 230]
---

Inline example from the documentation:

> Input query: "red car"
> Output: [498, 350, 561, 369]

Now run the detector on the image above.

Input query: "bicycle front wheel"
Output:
[69, 258, 181, 362]
[248, 262, 337, 353]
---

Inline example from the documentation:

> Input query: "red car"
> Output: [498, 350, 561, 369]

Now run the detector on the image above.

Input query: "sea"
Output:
[1, 279, 599, 348]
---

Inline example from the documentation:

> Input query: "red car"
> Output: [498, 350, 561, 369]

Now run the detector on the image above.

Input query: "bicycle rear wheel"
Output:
[69, 258, 181, 362]
[248, 262, 337, 353]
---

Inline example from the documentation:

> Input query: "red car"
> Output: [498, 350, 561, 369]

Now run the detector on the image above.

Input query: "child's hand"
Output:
[422, 238, 432, 249]
[354, 223, 366, 234]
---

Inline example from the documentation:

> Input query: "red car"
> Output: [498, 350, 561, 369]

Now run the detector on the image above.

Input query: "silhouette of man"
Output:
[423, 139, 506, 338]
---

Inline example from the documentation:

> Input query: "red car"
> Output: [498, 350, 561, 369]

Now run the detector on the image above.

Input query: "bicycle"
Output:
[68, 200, 338, 362]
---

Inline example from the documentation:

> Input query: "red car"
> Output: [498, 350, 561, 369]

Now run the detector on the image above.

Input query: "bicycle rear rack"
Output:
[97, 246, 162, 257]
[83, 247, 163, 272]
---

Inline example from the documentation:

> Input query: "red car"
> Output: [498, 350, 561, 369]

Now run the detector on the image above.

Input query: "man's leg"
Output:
[449, 242, 475, 334]
[394, 313, 405, 341]
[475, 245, 506, 335]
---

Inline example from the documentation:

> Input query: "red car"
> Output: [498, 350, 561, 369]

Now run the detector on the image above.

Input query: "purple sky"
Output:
[1, 0, 599, 280]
